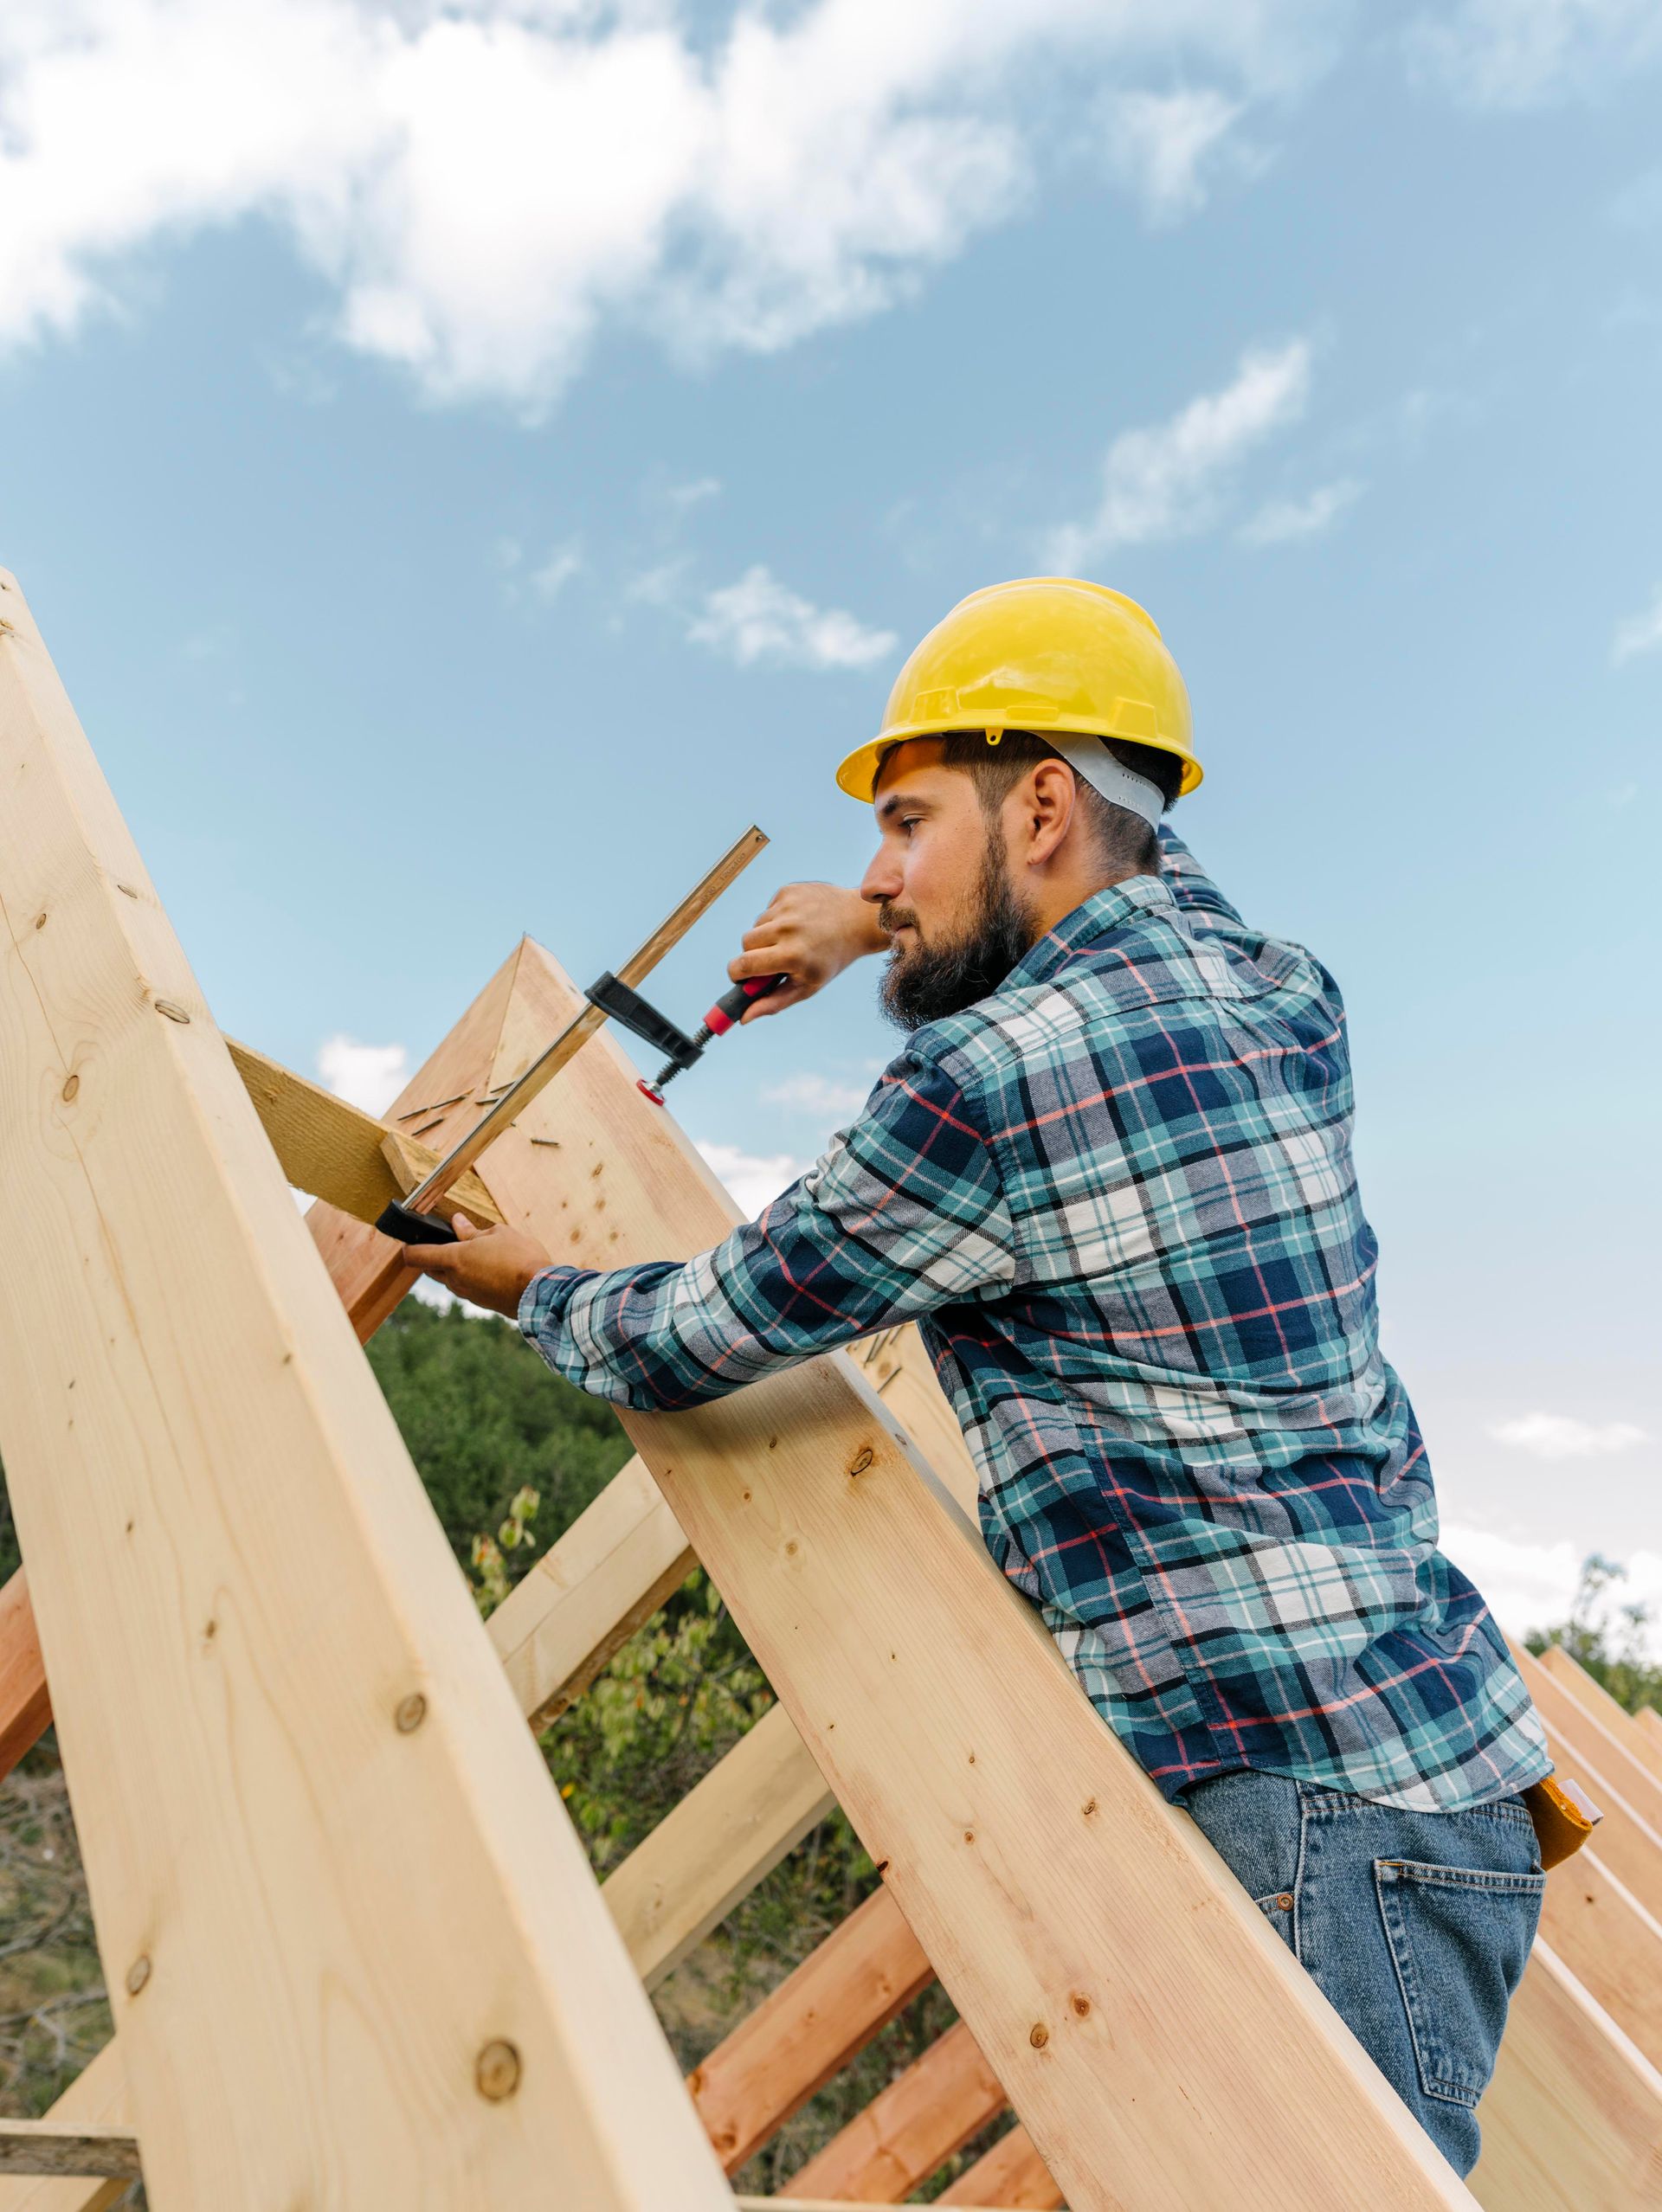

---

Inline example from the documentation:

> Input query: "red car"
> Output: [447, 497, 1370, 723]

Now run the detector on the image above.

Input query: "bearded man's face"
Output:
[859, 741, 1039, 1031]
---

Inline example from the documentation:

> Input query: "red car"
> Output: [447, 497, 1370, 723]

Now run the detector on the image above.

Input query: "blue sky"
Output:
[3, 0, 1658, 1643]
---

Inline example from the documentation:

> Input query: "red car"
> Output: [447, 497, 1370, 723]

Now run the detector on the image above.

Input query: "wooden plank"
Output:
[1517, 1646, 1662, 1836]
[602, 1701, 834, 1992]
[224, 1037, 502, 1227]
[1641, 1707, 1662, 1757]
[488, 1456, 694, 1728]
[784, 2019, 1007, 2203]
[1539, 1849, 1662, 2067]
[937, 2123, 1063, 2208]
[0, 1568, 50, 1784]
[465, 936, 1474, 2211]
[1471, 1941, 1662, 2209]
[1537, 1643, 1662, 1782]
[689, 1887, 934, 2175]
[0, 571, 731, 2209]
[0, 2129, 137, 2183]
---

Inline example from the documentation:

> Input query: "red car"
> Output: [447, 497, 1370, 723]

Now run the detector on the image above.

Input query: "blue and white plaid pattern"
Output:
[521, 829, 1549, 1810]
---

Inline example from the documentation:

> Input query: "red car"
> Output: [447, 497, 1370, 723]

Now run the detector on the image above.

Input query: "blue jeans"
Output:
[1181, 1769, 1544, 2177]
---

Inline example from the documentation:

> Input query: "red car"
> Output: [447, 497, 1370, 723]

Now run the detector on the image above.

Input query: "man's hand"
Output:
[398, 1215, 554, 1317]
[727, 882, 889, 1021]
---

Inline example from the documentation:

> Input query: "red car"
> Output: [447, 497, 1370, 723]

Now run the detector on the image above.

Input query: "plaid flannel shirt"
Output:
[521, 828, 1549, 1810]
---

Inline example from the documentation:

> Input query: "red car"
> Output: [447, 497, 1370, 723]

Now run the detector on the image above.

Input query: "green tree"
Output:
[1527, 1552, 1662, 1716]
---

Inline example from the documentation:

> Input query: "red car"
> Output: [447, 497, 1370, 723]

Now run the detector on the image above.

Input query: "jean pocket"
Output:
[1375, 1858, 1545, 2107]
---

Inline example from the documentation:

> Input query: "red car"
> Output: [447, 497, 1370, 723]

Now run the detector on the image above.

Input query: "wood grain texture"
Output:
[0, 573, 731, 2210]
[936, 2123, 1064, 2208]
[464, 934, 1475, 2212]
[1539, 1849, 1662, 2067]
[689, 1887, 934, 2175]
[1471, 1941, 1662, 2209]
[224, 1038, 502, 1226]
[785, 2019, 1007, 2203]
[1537, 1645, 1662, 1781]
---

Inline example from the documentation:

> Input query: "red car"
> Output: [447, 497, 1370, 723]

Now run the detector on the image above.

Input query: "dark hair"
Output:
[929, 729, 1181, 877]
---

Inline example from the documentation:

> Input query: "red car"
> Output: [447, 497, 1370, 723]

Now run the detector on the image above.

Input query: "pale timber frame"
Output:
[0, 573, 1659, 2206]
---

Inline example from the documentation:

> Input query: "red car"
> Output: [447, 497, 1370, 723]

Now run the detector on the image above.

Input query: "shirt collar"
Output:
[1005, 874, 1176, 993]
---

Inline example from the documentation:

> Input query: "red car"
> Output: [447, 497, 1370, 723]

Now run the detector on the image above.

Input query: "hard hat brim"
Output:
[835, 723, 1203, 804]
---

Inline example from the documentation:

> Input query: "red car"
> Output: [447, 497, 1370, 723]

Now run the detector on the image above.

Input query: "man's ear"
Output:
[1021, 758, 1078, 866]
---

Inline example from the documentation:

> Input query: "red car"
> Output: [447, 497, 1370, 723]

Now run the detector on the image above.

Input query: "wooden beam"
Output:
[784, 2019, 1007, 2203]
[1540, 1849, 1662, 2068]
[463, 936, 1475, 2210]
[937, 2123, 1063, 2208]
[1538, 1645, 1662, 1780]
[1471, 1941, 1662, 2209]
[689, 1887, 934, 2174]
[0, 1568, 49, 1783]
[0, 571, 731, 2208]
[224, 1037, 502, 1227]
[1517, 1646, 1662, 1836]
[0, 2129, 137, 2183]
[488, 1455, 694, 1728]
[603, 1701, 833, 1992]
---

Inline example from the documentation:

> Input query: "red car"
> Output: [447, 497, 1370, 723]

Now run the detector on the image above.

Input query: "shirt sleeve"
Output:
[517, 1049, 1016, 1411]
[1158, 823, 1245, 929]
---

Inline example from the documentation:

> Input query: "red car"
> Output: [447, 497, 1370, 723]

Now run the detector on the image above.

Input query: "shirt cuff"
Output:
[517, 1264, 583, 1347]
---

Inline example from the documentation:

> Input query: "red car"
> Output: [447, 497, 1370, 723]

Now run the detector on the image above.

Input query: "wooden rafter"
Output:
[784, 2018, 1007, 2203]
[1539, 1646, 1662, 1782]
[0, 574, 733, 2208]
[937, 2125, 1063, 2208]
[689, 1887, 933, 2175]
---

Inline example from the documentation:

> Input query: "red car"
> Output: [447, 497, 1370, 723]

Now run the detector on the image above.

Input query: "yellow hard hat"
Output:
[834, 576, 1201, 802]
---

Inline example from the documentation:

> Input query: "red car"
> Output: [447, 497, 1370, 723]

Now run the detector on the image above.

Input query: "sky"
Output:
[2, 0, 1658, 1649]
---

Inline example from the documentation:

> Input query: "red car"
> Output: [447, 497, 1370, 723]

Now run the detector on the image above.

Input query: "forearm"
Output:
[519, 1054, 1015, 1410]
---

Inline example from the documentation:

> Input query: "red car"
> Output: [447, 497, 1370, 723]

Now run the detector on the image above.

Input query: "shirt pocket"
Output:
[1374, 1858, 1545, 2107]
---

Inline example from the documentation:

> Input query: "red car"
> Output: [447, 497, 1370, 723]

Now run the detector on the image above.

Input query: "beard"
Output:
[879, 827, 1037, 1031]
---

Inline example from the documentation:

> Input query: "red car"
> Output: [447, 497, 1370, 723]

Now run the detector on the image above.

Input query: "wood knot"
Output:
[1028, 2022, 1049, 2049]
[61, 1074, 79, 1102]
[847, 1446, 874, 1476]
[1071, 1992, 1091, 2017]
[153, 1000, 191, 1024]
[395, 1693, 428, 1734]
[475, 2040, 521, 2101]
[1081, 1797, 1098, 1817]
[126, 1955, 151, 1997]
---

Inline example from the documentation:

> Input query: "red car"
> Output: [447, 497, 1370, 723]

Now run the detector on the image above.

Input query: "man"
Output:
[406, 576, 1550, 2177]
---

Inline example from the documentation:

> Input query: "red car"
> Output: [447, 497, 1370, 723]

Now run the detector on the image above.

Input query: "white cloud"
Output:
[0, 2, 1324, 408]
[695, 1138, 809, 1219]
[1102, 87, 1248, 224]
[1443, 1521, 1662, 1657]
[1407, 0, 1662, 109]
[764, 1071, 874, 1119]
[1238, 474, 1362, 545]
[1613, 586, 1662, 664]
[530, 542, 583, 600]
[688, 563, 896, 672]
[1489, 1411, 1649, 1459]
[1046, 338, 1312, 569]
[317, 1033, 408, 1116]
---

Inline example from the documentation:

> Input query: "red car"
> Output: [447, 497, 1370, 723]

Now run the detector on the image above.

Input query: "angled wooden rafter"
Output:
[0, 574, 734, 2204]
